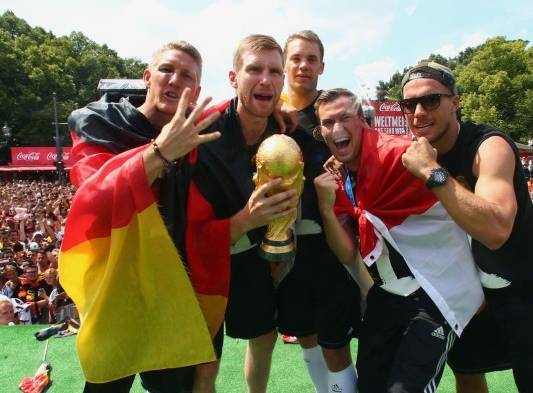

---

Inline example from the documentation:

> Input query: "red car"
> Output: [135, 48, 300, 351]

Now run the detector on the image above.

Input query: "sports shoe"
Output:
[34, 321, 68, 341]
[280, 334, 298, 344]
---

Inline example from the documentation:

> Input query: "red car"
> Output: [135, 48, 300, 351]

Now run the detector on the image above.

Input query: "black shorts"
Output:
[277, 235, 361, 349]
[224, 248, 277, 339]
[84, 367, 194, 393]
[357, 286, 455, 393]
[447, 282, 533, 392]
[447, 297, 511, 374]
[83, 328, 224, 393]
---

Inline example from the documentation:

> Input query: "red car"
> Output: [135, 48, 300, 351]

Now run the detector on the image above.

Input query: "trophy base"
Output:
[258, 237, 295, 261]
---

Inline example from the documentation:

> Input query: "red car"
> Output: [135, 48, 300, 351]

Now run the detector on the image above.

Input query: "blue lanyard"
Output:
[344, 165, 356, 206]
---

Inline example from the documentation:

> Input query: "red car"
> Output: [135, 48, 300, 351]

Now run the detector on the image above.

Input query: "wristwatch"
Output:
[425, 167, 449, 189]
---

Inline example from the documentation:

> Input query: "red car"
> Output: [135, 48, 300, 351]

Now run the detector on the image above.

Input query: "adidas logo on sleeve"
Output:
[431, 326, 445, 340]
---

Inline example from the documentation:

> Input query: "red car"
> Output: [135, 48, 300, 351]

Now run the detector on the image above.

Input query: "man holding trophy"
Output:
[186, 33, 363, 393]
[254, 134, 305, 262]
[184, 35, 302, 393]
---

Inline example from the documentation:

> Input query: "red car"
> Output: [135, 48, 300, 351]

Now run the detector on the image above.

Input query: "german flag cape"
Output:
[61, 98, 230, 383]
[334, 128, 437, 260]
[333, 129, 484, 336]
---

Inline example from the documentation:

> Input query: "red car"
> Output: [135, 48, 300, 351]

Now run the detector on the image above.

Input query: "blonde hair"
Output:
[313, 88, 363, 140]
[233, 34, 283, 71]
[150, 41, 203, 82]
[0, 299, 12, 308]
[315, 88, 362, 118]
[284, 30, 324, 61]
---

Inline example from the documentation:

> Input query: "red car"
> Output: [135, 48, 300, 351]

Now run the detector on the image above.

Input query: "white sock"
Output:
[302, 345, 329, 393]
[328, 364, 358, 393]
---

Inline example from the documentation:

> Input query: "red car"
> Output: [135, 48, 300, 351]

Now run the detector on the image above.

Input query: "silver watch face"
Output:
[434, 170, 447, 183]
[427, 168, 448, 188]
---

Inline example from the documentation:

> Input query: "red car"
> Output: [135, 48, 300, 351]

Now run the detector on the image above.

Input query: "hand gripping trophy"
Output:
[254, 134, 304, 261]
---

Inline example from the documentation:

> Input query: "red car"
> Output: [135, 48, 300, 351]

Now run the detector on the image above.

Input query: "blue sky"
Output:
[2, 0, 531, 102]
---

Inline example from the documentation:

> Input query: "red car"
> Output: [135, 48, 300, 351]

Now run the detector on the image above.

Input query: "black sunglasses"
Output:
[399, 93, 452, 114]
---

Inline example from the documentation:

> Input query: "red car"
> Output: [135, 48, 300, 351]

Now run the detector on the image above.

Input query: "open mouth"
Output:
[164, 91, 178, 100]
[254, 94, 273, 102]
[333, 137, 350, 150]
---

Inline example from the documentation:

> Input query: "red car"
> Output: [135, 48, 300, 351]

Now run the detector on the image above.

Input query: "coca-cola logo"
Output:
[379, 102, 401, 112]
[16, 152, 41, 161]
[46, 152, 71, 161]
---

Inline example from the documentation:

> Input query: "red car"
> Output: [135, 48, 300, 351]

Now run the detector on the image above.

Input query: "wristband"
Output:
[151, 141, 174, 166]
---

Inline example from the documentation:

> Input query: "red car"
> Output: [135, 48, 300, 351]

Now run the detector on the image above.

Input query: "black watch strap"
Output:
[425, 167, 449, 189]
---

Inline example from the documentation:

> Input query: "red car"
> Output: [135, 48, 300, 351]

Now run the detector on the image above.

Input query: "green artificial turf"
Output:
[0, 325, 517, 392]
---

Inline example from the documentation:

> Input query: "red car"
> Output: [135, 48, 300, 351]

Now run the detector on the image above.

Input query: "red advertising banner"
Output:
[371, 101, 409, 136]
[10, 147, 73, 167]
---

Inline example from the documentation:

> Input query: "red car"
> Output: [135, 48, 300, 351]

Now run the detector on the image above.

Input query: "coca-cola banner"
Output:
[371, 101, 409, 136]
[10, 147, 72, 167]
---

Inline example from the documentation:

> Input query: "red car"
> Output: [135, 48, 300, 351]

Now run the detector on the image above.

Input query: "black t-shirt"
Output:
[291, 92, 335, 225]
[290, 95, 351, 264]
[194, 98, 276, 245]
[438, 122, 533, 281]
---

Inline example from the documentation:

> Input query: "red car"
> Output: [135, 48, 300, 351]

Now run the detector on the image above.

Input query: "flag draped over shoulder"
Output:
[60, 146, 215, 382]
[334, 129, 437, 261]
[60, 98, 232, 383]
[333, 129, 484, 336]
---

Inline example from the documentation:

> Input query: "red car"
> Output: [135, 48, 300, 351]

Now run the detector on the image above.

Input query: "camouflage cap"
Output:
[401, 61, 457, 97]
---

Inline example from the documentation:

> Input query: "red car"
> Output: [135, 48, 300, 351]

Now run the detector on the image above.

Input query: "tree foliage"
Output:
[456, 37, 532, 141]
[0, 11, 147, 146]
[375, 37, 533, 141]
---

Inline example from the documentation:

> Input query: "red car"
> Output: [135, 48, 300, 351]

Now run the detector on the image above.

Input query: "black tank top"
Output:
[438, 122, 533, 281]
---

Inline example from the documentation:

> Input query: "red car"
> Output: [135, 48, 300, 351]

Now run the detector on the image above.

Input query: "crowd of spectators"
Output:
[0, 154, 531, 327]
[0, 178, 78, 325]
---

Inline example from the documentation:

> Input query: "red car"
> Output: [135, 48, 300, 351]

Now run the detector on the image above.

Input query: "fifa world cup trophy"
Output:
[254, 134, 304, 261]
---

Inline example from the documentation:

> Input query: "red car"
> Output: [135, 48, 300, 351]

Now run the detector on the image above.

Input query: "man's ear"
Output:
[229, 70, 238, 89]
[143, 68, 152, 88]
[451, 95, 460, 114]
[191, 85, 202, 104]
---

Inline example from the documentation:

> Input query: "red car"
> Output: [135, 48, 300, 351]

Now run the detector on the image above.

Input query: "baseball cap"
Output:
[401, 61, 457, 98]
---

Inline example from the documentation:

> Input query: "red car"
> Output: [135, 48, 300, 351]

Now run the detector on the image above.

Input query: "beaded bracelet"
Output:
[151, 141, 174, 166]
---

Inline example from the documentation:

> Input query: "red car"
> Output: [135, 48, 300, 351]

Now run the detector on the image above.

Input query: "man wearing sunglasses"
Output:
[401, 62, 533, 393]
[314, 88, 483, 393]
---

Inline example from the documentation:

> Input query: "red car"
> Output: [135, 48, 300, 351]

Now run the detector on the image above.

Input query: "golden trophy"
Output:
[254, 134, 304, 261]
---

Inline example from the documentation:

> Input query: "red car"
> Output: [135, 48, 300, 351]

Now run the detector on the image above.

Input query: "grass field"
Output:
[1, 325, 517, 392]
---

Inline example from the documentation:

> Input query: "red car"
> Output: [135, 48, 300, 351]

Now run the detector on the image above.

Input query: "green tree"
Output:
[374, 36, 532, 141]
[456, 37, 532, 141]
[0, 11, 147, 146]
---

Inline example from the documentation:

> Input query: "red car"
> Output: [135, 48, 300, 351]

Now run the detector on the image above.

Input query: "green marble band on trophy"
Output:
[254, 134, 304, 261]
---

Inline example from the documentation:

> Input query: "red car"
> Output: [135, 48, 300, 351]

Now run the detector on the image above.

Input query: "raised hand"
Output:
[273, 100, 298, 134]
[314, 171, 339, 214]
[401, 136, 439, 180]
[154, 88, 221, 162]
[322, 155, 345, 181]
